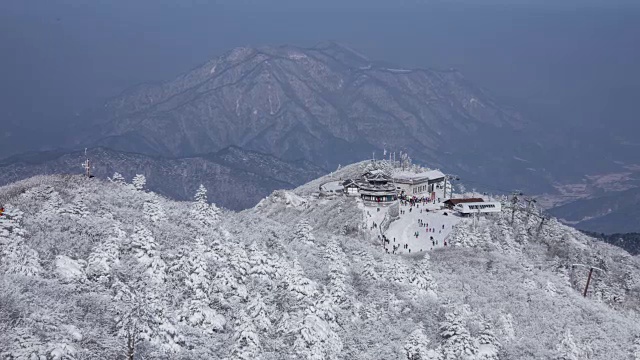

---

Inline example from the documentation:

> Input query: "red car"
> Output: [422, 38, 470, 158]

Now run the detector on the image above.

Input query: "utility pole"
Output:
[583, 268, 594, 297]
[571, 264, 606, 297]
[524, 198, 537, 225]
[510, 192, 521, 225]
[536, 216, 547, 239]
[82, 148, 92, 178]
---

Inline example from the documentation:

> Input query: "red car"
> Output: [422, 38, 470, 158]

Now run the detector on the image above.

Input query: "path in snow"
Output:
[384, 201, 465, 255]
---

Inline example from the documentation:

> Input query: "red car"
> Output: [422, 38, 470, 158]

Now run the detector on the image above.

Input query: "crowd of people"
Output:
[382, 194, 452, 254]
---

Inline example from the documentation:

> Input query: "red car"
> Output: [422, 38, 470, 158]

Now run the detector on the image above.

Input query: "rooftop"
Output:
[444, 198, 485, 205]
[392, 169, 445, 182]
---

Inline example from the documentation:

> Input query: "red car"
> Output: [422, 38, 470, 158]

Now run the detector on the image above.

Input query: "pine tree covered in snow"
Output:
[87, 225, 124, 283]
[404, 325, 439, 360]
[230, 309, 261, 360]
[409, 257, 438, 296]
[143, 197, 165, 223]
[59, 193, 90, 217]
[292, 310, 342, 360]
[129, 225, 166, 283]
[632, 336, 640, 360]
[554, 329, 584, 360]
[248, 242, 276, 287]
[360, 252, 380, 281]
[282, 259, 318, 304]
[0, 205, 42, 276]
[132, 174, 147, 191]
[439, 310, 478, 360]
[476, 322, 501, 360]
[191, 184, 220, 227]
[293, 218, 315, 244]
[247, 293, 272, 332]
[110, 172, 126, 185]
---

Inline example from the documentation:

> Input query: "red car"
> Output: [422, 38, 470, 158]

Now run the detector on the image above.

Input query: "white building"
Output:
[454, 201, 502, 215]
[341, 179, 360, 196]
[392, 169, 446, 200]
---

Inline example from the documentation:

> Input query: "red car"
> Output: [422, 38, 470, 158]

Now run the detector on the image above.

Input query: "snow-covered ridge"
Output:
[0, 172, 639, 359]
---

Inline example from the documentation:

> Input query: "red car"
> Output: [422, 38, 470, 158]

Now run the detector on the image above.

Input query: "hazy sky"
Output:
[1, 0, 639, 155]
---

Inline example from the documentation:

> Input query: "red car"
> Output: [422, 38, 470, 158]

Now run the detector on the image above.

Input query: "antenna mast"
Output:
[82, 148, 92, 178]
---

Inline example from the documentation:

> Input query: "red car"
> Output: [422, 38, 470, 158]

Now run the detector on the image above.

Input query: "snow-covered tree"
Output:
[132, 174, 147, 191]
[293, 218, 315, 244]
[143, 198, 165, 223]
[282, 259, 318, 303]
[386, 258, 410, 284]
[110, 172, 126, 185]
[248, 243, 276, 286]
[191, 184, 220, 226]
[0, 205, 42, 277]
[247, 293, 272, 332]
[401, 152, 412, 171]
[129, 225, 166, 283]
[632, 336, 640, 360]
[59, 195, 89, 217]
[476, 322, 501, 360]
[554, 329, 589, 360]
[439, 310, 478, 360]
[361, 253, 380, 281]
[450, 222, 476, 248]
[293, 311, 342, 360]
[497, 313, 515, 341]
[2, 327, 78, 360]
[404, 325, 439, 360]
[409, 257, 437, 296]
[230, 309, 261, 360]
[87, 228, 123, 283]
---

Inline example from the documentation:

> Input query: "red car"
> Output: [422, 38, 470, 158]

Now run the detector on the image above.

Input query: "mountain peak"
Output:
[85, 43, 524, 179]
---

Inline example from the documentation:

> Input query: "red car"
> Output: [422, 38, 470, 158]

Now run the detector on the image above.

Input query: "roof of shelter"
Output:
[444, 198, 484, 205]
[342, 179, 359, 187]
[392, 169, 446, 182]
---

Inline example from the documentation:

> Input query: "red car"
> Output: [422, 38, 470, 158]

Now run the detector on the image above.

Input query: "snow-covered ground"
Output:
[385, 201, 464, 254]
[3, 164, 640, 359]
[320, 180, 344, 193]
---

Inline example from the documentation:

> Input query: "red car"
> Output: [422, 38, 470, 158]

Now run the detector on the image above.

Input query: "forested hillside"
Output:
[1, 169, 639, 359]
[582, 231, 640, 256]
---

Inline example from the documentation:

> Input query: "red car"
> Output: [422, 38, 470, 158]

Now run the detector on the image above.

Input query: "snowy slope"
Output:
[1, 167, 639, 359]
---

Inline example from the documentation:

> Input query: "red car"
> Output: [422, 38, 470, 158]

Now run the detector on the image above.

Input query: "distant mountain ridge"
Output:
[7, 41, 639, 232]
[73, 42, 525, 171]
[0, 146, 325, 210]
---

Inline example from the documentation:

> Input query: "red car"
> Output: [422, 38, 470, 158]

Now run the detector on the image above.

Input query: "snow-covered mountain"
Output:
[1, 162, 639, 359]
[74, 42, 523, 168]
